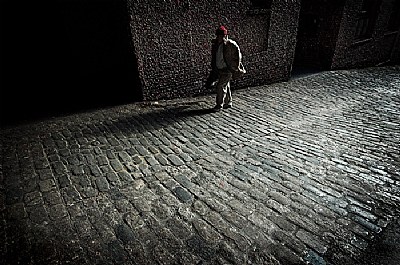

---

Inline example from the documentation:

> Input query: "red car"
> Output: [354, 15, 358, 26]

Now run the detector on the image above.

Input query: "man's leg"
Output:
[215, 72, 232, 109]
[223, 80, 232, 108]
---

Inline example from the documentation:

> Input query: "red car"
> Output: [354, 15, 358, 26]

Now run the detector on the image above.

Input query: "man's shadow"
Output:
[171, 106, 216, 117]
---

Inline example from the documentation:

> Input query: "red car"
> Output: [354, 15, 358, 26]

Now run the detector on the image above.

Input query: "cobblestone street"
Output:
[1, 65, 400, 265]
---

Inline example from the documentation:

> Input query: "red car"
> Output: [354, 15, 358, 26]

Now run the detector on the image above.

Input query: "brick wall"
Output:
[127, 0, 301, 101]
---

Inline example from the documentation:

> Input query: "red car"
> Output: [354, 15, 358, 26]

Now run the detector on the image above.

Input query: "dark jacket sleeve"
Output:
[210, 39, 218, 71]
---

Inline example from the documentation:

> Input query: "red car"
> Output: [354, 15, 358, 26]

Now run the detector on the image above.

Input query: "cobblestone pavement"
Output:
[1, 65, 399, 265]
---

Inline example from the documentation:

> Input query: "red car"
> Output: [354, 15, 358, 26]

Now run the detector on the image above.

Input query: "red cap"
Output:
[216, 25, 228, 36]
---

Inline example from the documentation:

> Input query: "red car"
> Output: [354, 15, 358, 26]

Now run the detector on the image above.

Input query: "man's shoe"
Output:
[223, 104, 232, 109]
[213, 105, 223, 112]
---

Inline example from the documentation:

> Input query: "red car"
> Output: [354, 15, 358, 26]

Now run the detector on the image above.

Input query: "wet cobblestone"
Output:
[1, 65, 400, 264]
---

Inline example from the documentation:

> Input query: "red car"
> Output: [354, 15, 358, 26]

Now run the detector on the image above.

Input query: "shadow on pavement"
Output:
[359, 216, 400, 265]
[173, 107, 216, 117]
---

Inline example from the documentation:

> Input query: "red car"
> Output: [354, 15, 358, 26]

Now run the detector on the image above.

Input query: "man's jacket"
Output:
[223, 38, 242, 73]
[215, 37, 246, 79]
[206, 37, 246, 88]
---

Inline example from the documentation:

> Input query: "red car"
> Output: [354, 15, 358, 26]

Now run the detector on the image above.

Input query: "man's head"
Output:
[216, 25, 228, 36]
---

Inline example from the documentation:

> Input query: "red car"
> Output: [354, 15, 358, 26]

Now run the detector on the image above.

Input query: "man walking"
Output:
[206, 25, 245, 111]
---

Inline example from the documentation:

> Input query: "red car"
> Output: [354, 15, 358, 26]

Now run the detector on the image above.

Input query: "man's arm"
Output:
[226, 40, 241, 71]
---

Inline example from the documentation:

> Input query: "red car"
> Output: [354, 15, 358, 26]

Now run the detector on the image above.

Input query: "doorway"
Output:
[291, 0, 345, 79]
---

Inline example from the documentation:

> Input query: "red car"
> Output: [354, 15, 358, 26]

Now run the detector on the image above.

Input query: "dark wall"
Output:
[332, 0, 400, 69]
[59, 0, 142, 102]
[392, 33, 400, 63]
[1, 0, 73, 124]
[127, 0, 301, 101]
[294, 0, 345, 69]
[1, 0, 141, 126]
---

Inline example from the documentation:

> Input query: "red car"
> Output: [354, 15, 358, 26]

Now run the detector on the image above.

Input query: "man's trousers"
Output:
[216, 71, 233, 108]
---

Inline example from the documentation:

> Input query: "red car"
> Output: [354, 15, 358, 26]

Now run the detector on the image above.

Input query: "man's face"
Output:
[216, 34, 225, 43]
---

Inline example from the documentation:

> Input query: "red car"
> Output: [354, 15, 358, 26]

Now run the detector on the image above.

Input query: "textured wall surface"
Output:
[332, 0, 400, 69]
[127, 0, 301, 101]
